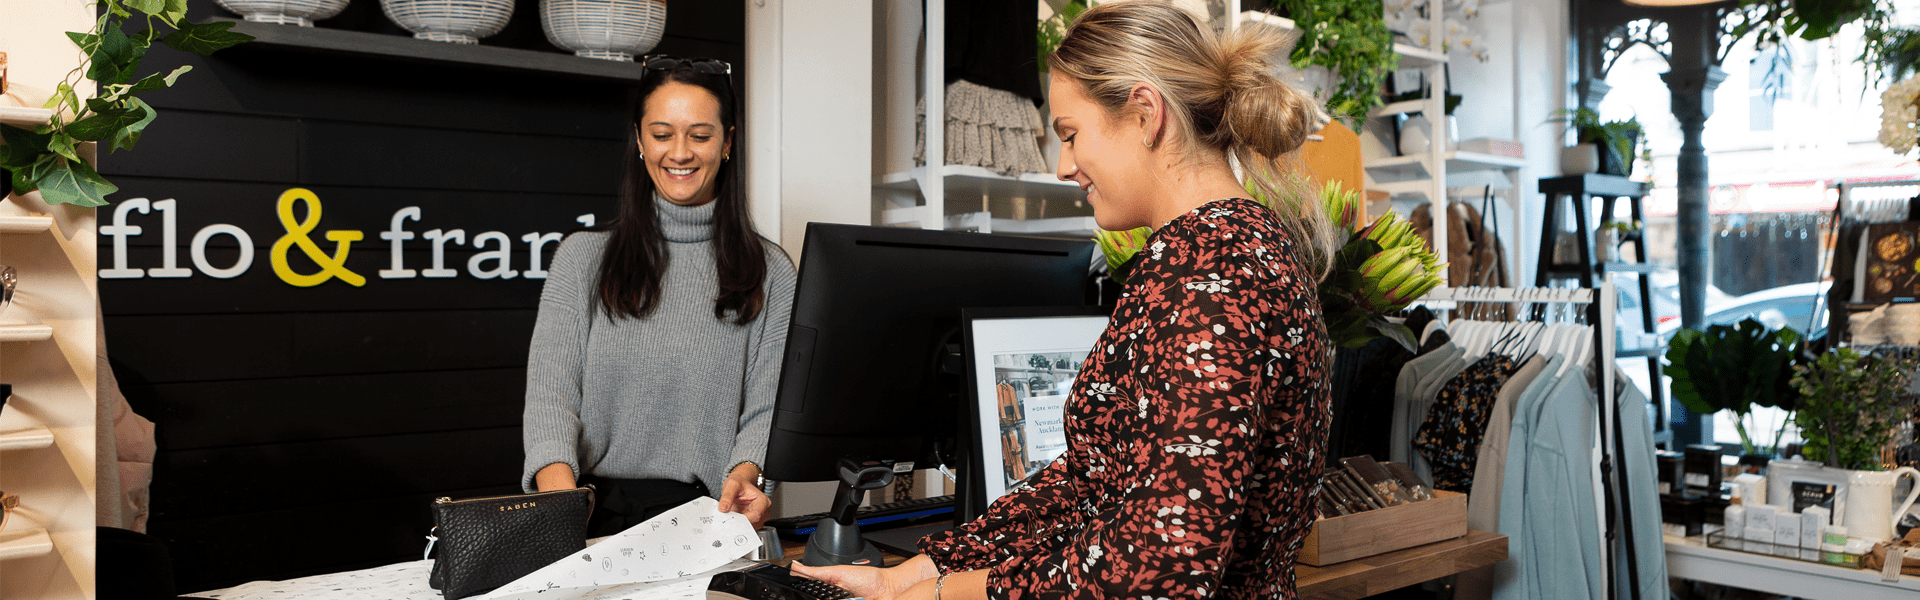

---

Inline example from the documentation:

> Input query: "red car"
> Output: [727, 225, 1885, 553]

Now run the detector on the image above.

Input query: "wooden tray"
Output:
[1300, 489, 1468, 566]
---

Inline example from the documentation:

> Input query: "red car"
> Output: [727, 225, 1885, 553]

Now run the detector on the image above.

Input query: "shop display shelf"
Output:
[0, 427, 55, 451]
[876, 166, 1084, 204]
[210, 19, 653, 82]
[0, 216, 53, 234]
[0, 324, 54, 343]
[1366, 151, 1529, 175]
[0, 107, 54, 127]
[1236, 11, 1445, 66]
[0, 529, 53, 562]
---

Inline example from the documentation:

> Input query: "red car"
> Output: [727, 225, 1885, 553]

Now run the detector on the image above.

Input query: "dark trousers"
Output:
[581, 476, 709, 537]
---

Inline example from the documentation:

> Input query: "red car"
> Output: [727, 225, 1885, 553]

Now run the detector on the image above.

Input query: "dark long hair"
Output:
[595, 63, 768, 326]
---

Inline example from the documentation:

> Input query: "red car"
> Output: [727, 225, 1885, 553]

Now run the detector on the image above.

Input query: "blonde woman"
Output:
[794, 2, 1336, 599]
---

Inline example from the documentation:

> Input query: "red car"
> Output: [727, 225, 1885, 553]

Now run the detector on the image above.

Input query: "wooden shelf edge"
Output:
[0, 215, 54, 233]
[0, 529, 54, 561]
[0, 324, 54, 343]
[0, 427, 55, 451]
[213, 18, 653, 83]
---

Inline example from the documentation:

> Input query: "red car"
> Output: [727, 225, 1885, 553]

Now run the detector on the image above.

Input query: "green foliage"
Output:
[1731, 0, 1917, 86]
[1550, 108, 1643, 176]
[1663, 318, 1809, 456]
[1035, 1, 1093, 74]
[1790, 348, 1917, 471]
[1277, 0, 1398, 125]
[0, 0, 249, 207]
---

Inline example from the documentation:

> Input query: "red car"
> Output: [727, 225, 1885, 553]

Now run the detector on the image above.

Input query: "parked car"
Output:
[1616, 281, 1832, 428]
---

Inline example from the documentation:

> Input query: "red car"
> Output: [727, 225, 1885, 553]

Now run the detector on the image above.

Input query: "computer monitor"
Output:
[765, 222, 1095, 564]
[956, 306, 1110, 523]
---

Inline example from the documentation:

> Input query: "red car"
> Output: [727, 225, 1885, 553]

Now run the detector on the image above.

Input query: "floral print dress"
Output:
[920, 197, 1333, 600]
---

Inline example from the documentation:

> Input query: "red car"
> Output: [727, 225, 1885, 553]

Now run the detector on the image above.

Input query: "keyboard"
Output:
[767, 494, 956, 535]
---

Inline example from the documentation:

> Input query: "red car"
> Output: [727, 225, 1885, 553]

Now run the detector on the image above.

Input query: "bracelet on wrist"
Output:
[934, 572, 951, 600]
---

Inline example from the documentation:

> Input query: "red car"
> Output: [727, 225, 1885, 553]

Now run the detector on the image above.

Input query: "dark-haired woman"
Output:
[793, 2, 1334, 598]
[521, 57, 793, 532]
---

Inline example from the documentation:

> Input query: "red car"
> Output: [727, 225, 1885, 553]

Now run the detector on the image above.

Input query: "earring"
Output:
[1143, 138, 1153, 148]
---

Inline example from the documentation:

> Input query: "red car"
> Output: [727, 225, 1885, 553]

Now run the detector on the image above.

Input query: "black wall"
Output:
[99, 0, 744, 590]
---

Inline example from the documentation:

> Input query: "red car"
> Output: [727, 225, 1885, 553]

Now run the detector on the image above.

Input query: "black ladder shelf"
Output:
[1534, 173, 1673, 448]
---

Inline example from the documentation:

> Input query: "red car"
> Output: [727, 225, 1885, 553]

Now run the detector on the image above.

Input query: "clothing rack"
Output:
[1413, 285, 1639, 600]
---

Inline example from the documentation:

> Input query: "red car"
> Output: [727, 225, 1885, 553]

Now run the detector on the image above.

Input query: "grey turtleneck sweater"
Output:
[521, 197, 796, 495]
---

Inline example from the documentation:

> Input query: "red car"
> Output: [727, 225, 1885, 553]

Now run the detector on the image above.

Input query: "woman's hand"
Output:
[789, 555, 940, 600]
[718, 463, 771, 528]
[534, 463, 576, 492]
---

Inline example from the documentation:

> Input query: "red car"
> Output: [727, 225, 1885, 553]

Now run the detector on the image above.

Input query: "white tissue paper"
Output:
[484, 496, 761, 600]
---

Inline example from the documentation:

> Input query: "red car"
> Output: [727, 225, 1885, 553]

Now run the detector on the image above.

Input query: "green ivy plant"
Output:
[1664, 318, 1808, 457]
[0, 0, 251, 207]
[1276, 0, 1398, 125]
[1790, 348, 1916, 471]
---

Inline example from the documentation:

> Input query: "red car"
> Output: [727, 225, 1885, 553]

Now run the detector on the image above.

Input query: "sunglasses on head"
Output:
[640, 55, 732, 76]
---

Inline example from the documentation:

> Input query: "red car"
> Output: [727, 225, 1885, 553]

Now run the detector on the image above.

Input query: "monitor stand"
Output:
[800, 457, 895, 567]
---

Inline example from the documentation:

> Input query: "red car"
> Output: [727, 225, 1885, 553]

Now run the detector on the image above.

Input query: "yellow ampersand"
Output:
[270, 188, 366, 287]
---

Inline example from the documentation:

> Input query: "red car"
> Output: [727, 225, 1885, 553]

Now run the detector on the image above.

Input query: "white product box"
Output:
[1775, 512, 1801, 548]
[1744, 504, 1778, 542]
[1800, 507, 1830, 548]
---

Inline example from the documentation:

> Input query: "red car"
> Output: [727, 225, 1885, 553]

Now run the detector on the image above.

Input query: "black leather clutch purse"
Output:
[427, 487, 594, 599]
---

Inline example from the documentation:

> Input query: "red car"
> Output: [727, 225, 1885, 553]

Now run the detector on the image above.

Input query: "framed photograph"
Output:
[960, 306, 1110, 515]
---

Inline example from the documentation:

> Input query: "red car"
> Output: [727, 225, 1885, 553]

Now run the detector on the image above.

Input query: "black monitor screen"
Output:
[763, 223, 1096, 483]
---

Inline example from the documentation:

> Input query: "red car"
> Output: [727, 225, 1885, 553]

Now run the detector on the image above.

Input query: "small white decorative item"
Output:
[541, 0, 667, 62]
[1594, 226, 1617, 264]
[1879, 75, 1920, 155]
[1397, 113, 1430, 157]
[381, 0, 513, 44]
[1561, 143, 1600, 175]
[215, 0, 349, 27]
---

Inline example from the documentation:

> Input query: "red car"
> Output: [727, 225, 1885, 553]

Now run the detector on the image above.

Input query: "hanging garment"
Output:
[1329, 337, 1414, 464]
[1413, 355, 1521, 492]
[1612, 368, 1670, 600]
[1496, 363, 1603, 600]
[1455, 354, 1552, 600]
[1391, 342, 1463, 482]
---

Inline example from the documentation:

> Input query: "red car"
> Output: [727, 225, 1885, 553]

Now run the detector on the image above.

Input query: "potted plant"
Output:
[1595, 220, 1640, 264]
[1791, 348, 1916, 471]
[0, 1, 251, 207]
[1551, 108, 1643, 177]
[1276, 0, 1399, 125]
[1664, 318, 1809, 462]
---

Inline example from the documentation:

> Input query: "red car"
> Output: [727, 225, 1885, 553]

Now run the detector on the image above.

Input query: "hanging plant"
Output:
[1275, 0, 1398, 125]
[0, 0, 251, 207]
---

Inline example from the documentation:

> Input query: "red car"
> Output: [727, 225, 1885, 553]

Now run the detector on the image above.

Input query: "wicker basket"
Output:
[215, 0, 349, 27]
[541, 0, 667, 62]
[380, 0, 514, 44]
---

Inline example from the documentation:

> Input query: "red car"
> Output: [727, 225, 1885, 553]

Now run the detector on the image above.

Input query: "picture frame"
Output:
[958, 306, 1109, 522]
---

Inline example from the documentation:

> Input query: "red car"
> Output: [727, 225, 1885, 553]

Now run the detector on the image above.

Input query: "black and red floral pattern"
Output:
[920, 197, 1332, 600]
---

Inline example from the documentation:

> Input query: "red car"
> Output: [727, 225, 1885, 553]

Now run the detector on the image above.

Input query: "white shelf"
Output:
[0, 216, 53, 234]
[1371, 100, 1428, 117]
[1235, 11, 1446, 66]
[1367, 151, 1529, 173]
[990, 216, 1099, 237]
[0, 427, 54, 451]
[0, 324, 53, 343]
[0, 107, 53, 127]
[1666, 535, 1920, 598]
[0, 529, 53, 561]
[877, 166, 1085, 205]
